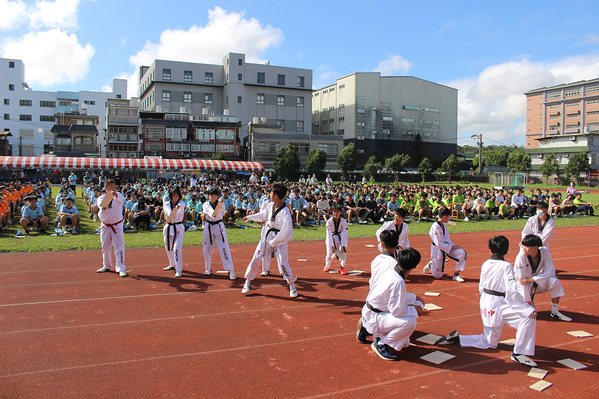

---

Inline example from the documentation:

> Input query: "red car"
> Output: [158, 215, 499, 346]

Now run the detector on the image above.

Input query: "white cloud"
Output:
[28, 0, 80, 31]
[1, 29, 95, 86]
[447, 55, 599, 145]
[0, 0, 27, 30]
[439, 16, 458, 33]
[129, 6, 283, 67]
[576, 33, 599, 46]
[374, 54, 413, 76]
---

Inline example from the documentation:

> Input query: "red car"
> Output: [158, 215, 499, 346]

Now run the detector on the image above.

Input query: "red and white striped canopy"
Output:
[0, 156, 264, 172]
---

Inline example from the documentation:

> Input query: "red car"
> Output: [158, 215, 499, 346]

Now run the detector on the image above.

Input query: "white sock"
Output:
[551, 302, 559, 314]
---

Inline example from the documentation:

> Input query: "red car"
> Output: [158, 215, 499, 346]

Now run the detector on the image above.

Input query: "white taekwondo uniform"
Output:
[429, 221, 466, 278]
[324, 216, 348, 270]
[376, 221, 410, 256]
[521, 216, 554, 249]
[163, 198, 185, 273]
[97, 192, 126, 273]
[202, 200, 234, 275]
[514, 246, 565, 302]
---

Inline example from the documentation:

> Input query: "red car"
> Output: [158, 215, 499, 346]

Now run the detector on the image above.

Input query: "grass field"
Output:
[1, 184, 597, 253]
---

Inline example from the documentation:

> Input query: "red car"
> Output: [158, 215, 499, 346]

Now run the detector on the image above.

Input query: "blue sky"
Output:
[1, 0, 598, 146]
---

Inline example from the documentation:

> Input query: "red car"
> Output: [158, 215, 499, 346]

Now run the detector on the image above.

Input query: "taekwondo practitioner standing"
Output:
[423, 207, 466, 282]
[242, 183, 298, 298]
[203, 188, 236, 280]
[521, 201, 554, 248]
[436, 235, 538, 367]
[96, 179, 128, 277]
[360, 247, 424, 361]
[162, 187, 185, 278]
[323, 203, 349, 274]
[375, 207, 410, 257]
[514, 234, 572, 322]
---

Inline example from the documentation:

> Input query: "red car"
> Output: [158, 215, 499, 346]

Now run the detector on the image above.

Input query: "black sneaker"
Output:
[435, 330, 460, 345]
[356, 317, 371, 344]
[371, 339, 398, 361]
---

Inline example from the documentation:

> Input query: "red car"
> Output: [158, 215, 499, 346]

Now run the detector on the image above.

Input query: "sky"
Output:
[1, 0, 598, 147]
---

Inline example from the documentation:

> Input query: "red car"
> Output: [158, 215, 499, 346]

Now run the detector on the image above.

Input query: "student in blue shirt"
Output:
[59, 197, 80, 234]
[246, 195, 259, 216]
[20, 197, 49, 234]
[289, 187, 308, 227]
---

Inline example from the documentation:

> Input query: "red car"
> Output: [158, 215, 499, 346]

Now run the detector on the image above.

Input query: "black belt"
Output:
[165, 221, 183, 251]
[264, 227, 280, 258]
[367, 303, 383, 313]
[483, 288, 505, 297]
[206, 219, 224, 245]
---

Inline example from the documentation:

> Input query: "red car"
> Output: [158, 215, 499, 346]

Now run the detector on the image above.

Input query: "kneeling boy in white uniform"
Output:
[514, 234, 571, 321]
[424, 207, 466, 282]
[242, 183, 298, 298]
[360, 247, 424, 361]
[323, 203, 349, 274]
[375, 207, 409, 257]
[436, 235, 538, 367]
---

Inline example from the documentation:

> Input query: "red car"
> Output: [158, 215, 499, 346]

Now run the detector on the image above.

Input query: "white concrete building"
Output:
[137, 53, 312, 139]
[0, 58, 127, 156]
[527, 134, 598, 178]
[312, 72, 457, 164]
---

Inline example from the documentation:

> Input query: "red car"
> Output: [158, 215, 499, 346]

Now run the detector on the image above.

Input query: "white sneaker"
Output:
[205, 270, 211, 276]
[175, 271, 182, 278]
[464, 216, 469, 222]
[119, 271, 128, 277]
[96, 267, 110, 273]
[260, 271, 270, 277]
[242, 281, 251, 294]
[72, 226, 77, 234]
[551, 311, 572, 322]
[290, 287, 298, 298]
[453, 274, 465, 282]
[229, 271, 236, 280]
[511, 353, 537, 367]
[163, 265, 175, 271]
[423, 261, 432, 274]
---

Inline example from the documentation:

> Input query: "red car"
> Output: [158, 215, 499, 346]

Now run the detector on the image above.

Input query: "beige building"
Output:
[312, 72, 457, 164]
[525, 78, 599, 175]
[106, 98, 140, 159]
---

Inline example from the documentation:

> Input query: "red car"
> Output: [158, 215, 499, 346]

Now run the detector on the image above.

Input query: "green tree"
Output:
[273, 144, 300, 181]
[540, 153, 560, 184]
[506, 149, 532, 173]
[485, 150, 509, 166]
[418, 157, 433, 182]
[565, 152, 590, 185]
[441, 154, 460, 181]
[363, 155, 382, 178]
[210, 152, 226, 161]
[411, 133, 426, 166]
[306, 148, 327, 179]
[385, 153, 411, 173]
[337, 142, 357, 176]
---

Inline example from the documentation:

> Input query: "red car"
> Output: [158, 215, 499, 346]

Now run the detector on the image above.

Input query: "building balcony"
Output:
[108, 134, 139, 142]
[564, 128, 580, 134]
[546, 130, 560, 135]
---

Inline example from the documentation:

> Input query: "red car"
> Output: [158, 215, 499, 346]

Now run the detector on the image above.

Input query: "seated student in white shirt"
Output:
[436, 235, 538, 367]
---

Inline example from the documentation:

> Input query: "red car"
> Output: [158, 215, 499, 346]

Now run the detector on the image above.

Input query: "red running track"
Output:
[1, 226, 598, 398]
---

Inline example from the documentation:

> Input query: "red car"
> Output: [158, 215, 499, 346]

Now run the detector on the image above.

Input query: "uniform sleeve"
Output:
[269, 209, 293, 247]
[163, 200, 173, 218]
[504, 261, 535, 317]
[400, 223, 410, 249]
[540, 219, 554, 246]
[521, 218, 533, 240]
[341, 218, 349, 247]
[431, 223, 452, 253]
[534, 248, 556, 281]
[513, 252, 532, 303]
[114, 193, 125, 207]
[388, 280, 419, 319]
[246, 205, 268, 223]
[376, 221, 392, 243]
[203, 202, 214, 218]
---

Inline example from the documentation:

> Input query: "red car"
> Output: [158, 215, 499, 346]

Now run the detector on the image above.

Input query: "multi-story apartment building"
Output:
[106, 98, 140, 159]
[312, 72, 458, 164]
[51, 113, 99, 157]
[137, 53, 312, 139]
[140, 110, 241, 159]
[525, 78, 599, 175]
[0, 58, 127, 156]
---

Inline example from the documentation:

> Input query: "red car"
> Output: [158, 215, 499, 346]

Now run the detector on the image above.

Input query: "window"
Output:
[204, 93, 213, 104]
[163, 91, 171, 102]
[329, 87, 335, 92]
[422, 107, 439, 112]
[550, 104, 560, 109]
[19, 114, 32, 121]
[550, 115, 559, 120]
[296, 121, 304, 132]
[116, 94, 122, 99]
[588, 99, 599, 104]
[566, 124, 579, 129]
[297, 76, 305, 87]
[145, 142, 165, 152]
[237, 96, 242, 104]
[9, 61, 15, 68]
[339, 84, 345, 89]
[183, 92, 192, 103]
[588, 111, 599, 116]
[4, 99, 9, 105]
[83, 100, 95, 105]
[259, 142, 278, 153]
[9, 84, 14, 91]
[546, 92, 561, 99]
[567, 112, 579, 117]
[166, 127, 187, 139]
[329, 106, 334, 111]
[166, 142, 190, 152]
[402, 105, 420, 110]
[357, 96, 364, 100]
[238, 73, 242, 81]
[296, 97, 304, 107]
[549, 125, 559, 131]
[423, 120, 439, 125]
[277, 119, 284, 126]
[216, 129, 235, 141]
[162, 69, 171, 80]
[257, 72, 265, 84]
[357, 108, 365, 114]
[402, 118, 420, 123]
[277, 95, 285, 106]
[3, 114, 8, 120]
[56, 138, 71, 145]
[59, 101, 71, 106]
[565, 89, 581, 97]
[338, 103, 345, 108]
[195, 128, 215, 140]
[382, 116, 393, 121]
[567, 102, 579, 107]
[356, 122, 365, 127]
[318, 144, 338, 154]
[257, 93, 265, 105]
[338, 117, 345, 121]
[205, 72, 213, 84]
[40, 115, 54, 122]
[184, 70, 192, 82]
[277, 74, 285, 86]
[40, 100, 55, 107]
[313, 92, 319, 97]
[337, 129, 344, 135]
[586, 86, 599, 93]
[19, 99, 32, 106]
[238, 59, 243, 66]
[323, 89, 328, 94]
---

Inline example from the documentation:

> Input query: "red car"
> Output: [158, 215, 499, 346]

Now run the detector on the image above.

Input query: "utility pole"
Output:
[471, 133, 483, 174]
